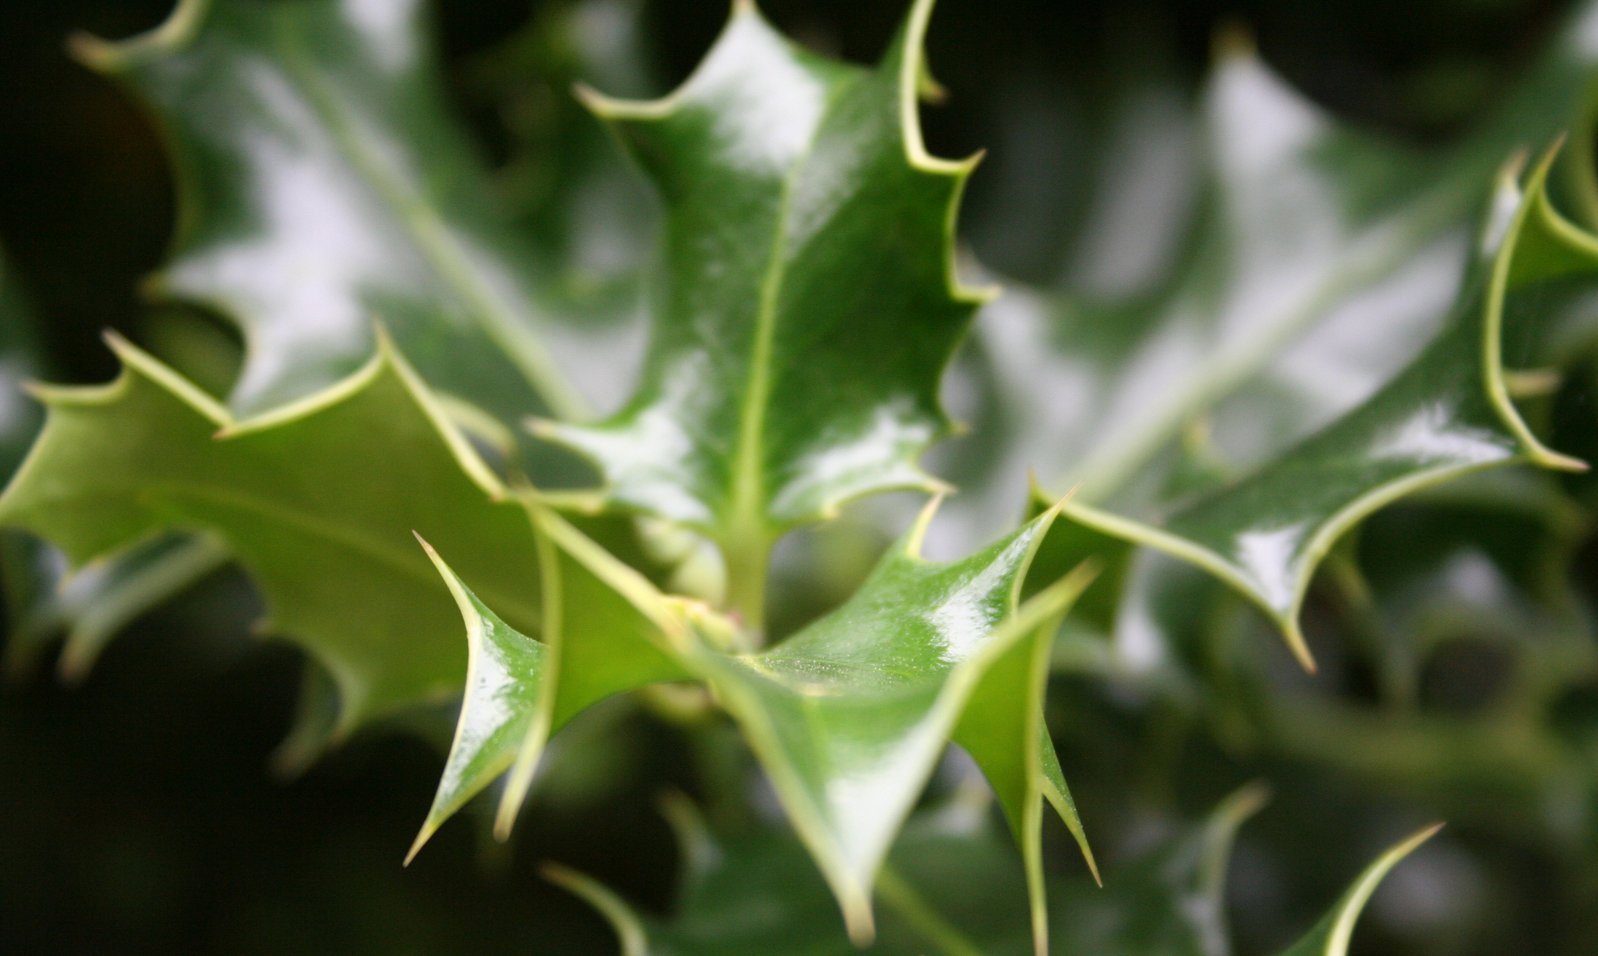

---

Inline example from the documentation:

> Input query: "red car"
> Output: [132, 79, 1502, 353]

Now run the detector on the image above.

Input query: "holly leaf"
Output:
[994, 8, 1598, 514]
[539, 0, 988, 569]
[1276, 824, 1443, 956]
[409, 497, 1094, 948]
[0, 258, 235, 680]
[930, 6, 1598, 673]
[1057, 153, 1598, 668]
[406, 520, 689, 857]
[668, 504, 1093, 943]
[0, 334, 541, 730]
[72, 0, 592, 423]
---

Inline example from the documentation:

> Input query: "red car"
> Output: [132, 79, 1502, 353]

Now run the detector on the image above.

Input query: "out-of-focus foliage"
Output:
[5, 0, 1598, 954]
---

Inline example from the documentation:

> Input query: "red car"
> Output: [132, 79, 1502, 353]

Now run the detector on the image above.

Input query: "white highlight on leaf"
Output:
[342, 0, 416, 73]
[693, 16, 834, 175]
[1232, 522, 1308, 610]
[1368, 404, 1510, 465]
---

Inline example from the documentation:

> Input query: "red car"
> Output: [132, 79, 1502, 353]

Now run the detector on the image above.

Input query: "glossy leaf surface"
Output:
[541, 0, 987, 562]
[672, 505, 1091, 942]
[409, 512, 689, 853]
[414, 500, 1092, 947]
[936, 3, 1598, 670]
[999, 5, 1598, 512]
[77, 0, 592, 422]
[1058, 158, 1598, 667]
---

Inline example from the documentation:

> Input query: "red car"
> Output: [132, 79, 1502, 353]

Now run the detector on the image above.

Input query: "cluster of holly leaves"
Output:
[5, 0, 1598, 951]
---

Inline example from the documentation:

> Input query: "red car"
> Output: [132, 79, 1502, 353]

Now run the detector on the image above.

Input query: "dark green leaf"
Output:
[74, 0, 595, 424]
[539, 0, 988, 602]
[1057, 156, 1598, 667]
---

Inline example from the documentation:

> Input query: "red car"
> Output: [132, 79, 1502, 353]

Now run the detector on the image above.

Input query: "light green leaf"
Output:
[0, 333, 540, 730]
[1275, 824, 1443, 956]
[405, 537, 548, 863]
[1056, 154, 1598, 668]
[0, 259, 235, 680]
[73, 0, 591, 423]
[407, 511, 689, 855]
[539, 0, 988, 603]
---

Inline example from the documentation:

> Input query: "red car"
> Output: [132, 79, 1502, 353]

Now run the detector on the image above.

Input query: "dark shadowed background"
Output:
[0, 0, 1587, 953]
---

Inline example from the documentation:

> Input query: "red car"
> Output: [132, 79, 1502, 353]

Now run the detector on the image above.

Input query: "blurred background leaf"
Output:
[5, 1, 1598, 954]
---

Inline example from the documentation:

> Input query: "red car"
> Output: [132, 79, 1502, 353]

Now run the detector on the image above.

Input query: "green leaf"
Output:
[1275, 824, 1443, 956]
[405, 537, 548, 862]
[535, 500, 1093, 946]
[72, 0, 592, 423]
[409, 495, 1093, 946]
[934, 8, 1598, 676]
[0, 333, 541, 730]
[407, 514, 689, 856]
[682, 509, 1090, 943]
[538, 0, 988, 592]
[996, 10, 1598, 512]
[1, 259, 235, 681]
[1056, 153, 1598, 668]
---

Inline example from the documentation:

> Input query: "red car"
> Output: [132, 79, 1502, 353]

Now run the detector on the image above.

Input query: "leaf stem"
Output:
[722, 528, 770, 639]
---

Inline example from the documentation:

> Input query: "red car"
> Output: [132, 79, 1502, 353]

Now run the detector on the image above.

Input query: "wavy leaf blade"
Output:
[1059, 158, 1598, 665]
[542, 0, 985, 564]
[0, 337, 540, 729]
[79, 0, 588, 423]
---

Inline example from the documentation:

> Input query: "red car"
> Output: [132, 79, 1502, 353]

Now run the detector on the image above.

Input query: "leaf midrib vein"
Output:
[724, 74, 863, 546]
[266, 13, 589, 422]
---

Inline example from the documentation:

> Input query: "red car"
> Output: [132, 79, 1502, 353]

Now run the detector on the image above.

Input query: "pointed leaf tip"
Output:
[1277, 823, 1444, 956]
[545, 5, 983, 543]
[1284, 620, 1318, 673]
